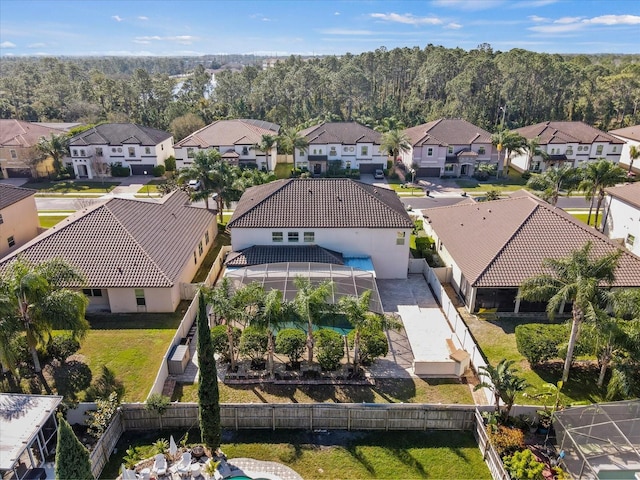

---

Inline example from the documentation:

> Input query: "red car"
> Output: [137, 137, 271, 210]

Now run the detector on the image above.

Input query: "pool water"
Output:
[343, 257, 374, 272]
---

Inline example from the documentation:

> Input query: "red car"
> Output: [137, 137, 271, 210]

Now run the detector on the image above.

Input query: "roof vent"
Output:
[488, 209, 492, 213]
[309, 189, 312, 194]
[118, 267, 123, 274]
[337, 196, 342, 202]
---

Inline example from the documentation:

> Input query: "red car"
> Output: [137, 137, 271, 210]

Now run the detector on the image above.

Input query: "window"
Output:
[448, 146, 453, 154]
[0, 214, 3, 224]
[550, 148, 555, 154]
[444, 164, 454, 173]
[135, 289, 146, 306]
[10, 149, 17, 159]
[612, 146, 617, 152]
[8, 236, 15, 248]
[396, 232, 406, 245]
[242, 146, 249, 155]
[272, 232, 283, 243]
[345, 161, 351, 169]
[193, 252, 197, 264]
[117, 147, 122, 153]
[198, 241, 203, 256]
[205, 231, 210, 245]
[145, 147, 151, 154]
[112, 147, 117, 153]
[95, 147, 103, 157]
[83, 289, 103, 297]
[626, 234, 636, 247]
[361, 146, 368, 156]
[80, 149, 86, 156]
[187, 148, 195, 158]
[427, 148, 433, 156]
[478, 147, 485, 154]
[596, 145, 603, 155]
[304, 232, 315, 243]
[288, 232, 299, 243]
[566, 147, 573, 155]
[329, 147, 337, 156]
[73, 149, 78, 156]
[128, 147, 135, 157]
[298, 150, 305, 156]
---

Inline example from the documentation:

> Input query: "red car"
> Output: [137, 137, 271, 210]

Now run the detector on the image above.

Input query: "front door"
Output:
[460, 164, 468, 176]
[314, 163, 322, 175]
[77, 164, 88, 178]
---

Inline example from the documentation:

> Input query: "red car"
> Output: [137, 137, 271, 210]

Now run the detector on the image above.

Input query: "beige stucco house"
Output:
[609, 125, 640, 175]
[0, 184, 40, 258]
[602, 183, 640, 257]
[0, 190, 217, 313]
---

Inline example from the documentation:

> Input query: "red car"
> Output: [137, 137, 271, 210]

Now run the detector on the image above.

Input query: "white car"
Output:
[188, 179, 201, 190]
[374, 169, 385, 180]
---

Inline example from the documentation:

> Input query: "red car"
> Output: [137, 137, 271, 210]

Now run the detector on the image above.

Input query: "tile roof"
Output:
[0, 191, 215, 288]
[513, 121, 624, 145]
[68, 123, 172, 147]
[0, 184, 36, 210]
[298, 122, 381, 145]
[423, 190, 640, 288]
[605, 183, 640, 210]
[225, 245, 344, 267]
[404, 119, 493, 147]
[609, 125, 640, 142]
[174, 119, 280, 148]
[0, 119, 67, 148]
[228, 178, 413, 229]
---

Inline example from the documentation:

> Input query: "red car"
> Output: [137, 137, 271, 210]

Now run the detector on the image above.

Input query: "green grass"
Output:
[100, 429, 490, 480]
[78, 305, 189, 402]
[274, 162, 294, 179]
[456, 172, 528, 193]
[136, 179, 164, 194]
[39, 215, 70, 228]
[386, 180, 424, 195]
[174, 377, 473, 405]
[569, 213, 597, 226]
[25, 180, 119, 193]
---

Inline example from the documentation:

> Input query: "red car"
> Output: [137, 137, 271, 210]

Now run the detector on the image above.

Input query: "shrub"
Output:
[47, 334, 81, 362]
[152, 165, 165, 177]
[474, 170, 490, 181]
[415, 236, 434, 255]
[164, 156, 176, 172]
[239, 326, 268, 366]
[315, 329, 344, 371]
[109, 162, 130, 177]
[386, 159, 393, 169]
[488, 425, 525, 456]
[86, 392, 119, 439]
[210, 325, 241, 363]
[357, 330, 389, 365]
[275, 328, 307, 364]
[389, 171, 400, 180]
[515, 323, 568, 365]
[503, 449, 545, 480]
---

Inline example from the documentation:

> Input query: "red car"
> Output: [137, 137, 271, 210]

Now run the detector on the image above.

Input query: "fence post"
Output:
[348, 408, 351, 431]
[309, 405, 313, 431]
[272, 406, 276, 431]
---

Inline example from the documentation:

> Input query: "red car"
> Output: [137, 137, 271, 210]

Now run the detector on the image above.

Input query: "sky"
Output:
[1, 0, 639, 57]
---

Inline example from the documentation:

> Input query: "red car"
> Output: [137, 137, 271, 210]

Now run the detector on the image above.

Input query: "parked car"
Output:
[188, 179, 201, 190]
[374, 169, 385, 179]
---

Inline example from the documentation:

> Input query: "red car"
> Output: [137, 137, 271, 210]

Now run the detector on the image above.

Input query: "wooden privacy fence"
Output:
[474, 408, 511, 480]
[119, 402, 478, 432]
[89, 409, 125, 479]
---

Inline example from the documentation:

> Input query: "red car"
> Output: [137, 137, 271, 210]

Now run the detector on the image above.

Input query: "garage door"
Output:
[6, 168, 32, 178]
[417, 167, 441, 177]
[130, 164, 155, 175]
[358, 163, 384, 174]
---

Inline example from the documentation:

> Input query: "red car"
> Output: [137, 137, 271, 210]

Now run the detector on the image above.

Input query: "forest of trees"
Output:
[1, 45, 638, 136]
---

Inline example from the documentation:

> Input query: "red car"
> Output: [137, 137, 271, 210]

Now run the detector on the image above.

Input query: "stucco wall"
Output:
[603, 195, 640, 257]
[0, 195, 39, 258]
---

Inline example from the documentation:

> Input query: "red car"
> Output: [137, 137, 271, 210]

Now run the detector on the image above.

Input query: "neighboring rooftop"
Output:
[606, 182, 640, 210]
[226, 245, 344, 267]
[609, 125, 640, 142]
[513, 121, 624, 145]
[0, 191, 215, 287]
[422, 190, 640, 288]
[68, 123, 172, 147]
[404, 118, 493, 147]
[299, 122, 381, 145]
[0, 119, 67, 148]
[174, 119, 280, 148]
[0, 184, 36, 210]
[228, 178, 413, 229]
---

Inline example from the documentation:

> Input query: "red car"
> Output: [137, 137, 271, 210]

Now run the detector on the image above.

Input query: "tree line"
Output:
[1, 46, 638, 137]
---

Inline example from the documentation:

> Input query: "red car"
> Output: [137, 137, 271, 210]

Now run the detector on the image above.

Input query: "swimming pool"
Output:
[343, 257, 375, 273]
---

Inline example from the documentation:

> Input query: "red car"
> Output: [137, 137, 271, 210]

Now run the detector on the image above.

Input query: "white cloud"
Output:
[555, 16, 583, 24]
[431, 0, 504, 11]
[529, 15, 549, 23]
[0, 41, 16, 48]
[529, 23, 583, 33]
[262, 17, 271, 22]
[334, 12, 340, 16]
[511, 0, 558, 7]
[586, 14, 640, 25]
[112, 15, 123, 22]
[138, 16, 148, 21]
[529, 14, 640, 34]
[318, 29, 374, 35]
[445, 23, 462, 29]
[134, 35, 195, 45]
[370, 13, 443, 26]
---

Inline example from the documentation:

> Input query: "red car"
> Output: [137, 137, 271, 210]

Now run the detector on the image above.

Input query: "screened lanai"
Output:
[553, 400, 640, 480]
[224, 262, 383, 314]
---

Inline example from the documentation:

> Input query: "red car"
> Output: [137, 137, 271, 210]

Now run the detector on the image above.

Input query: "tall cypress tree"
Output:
[55, 415, 94, 480]
[197, 290, 221, 449]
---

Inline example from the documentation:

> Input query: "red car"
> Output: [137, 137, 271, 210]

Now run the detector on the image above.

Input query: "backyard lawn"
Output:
[274, 162, 294, 179]
[25, 180, 119, 193]
[386, 180, 424, 195]
[100, 429, 490, 480]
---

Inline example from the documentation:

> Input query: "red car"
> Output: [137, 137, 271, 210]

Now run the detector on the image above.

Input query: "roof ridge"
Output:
[228, 179, 291, 227]
[350, 180, 412, 221]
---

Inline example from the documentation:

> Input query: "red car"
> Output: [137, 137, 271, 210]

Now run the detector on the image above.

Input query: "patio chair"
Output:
[152, 454, 168, 478]
[176, 452, 192, 478]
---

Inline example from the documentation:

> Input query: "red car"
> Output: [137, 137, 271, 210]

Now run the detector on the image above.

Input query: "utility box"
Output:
[167, 341, 191, 375]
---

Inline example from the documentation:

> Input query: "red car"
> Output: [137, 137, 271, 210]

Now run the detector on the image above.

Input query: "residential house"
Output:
[602, 182, 640, 257]
[295, 122, 386, 175]
[173, 119, 280, 171]
[609, 125, 640, 174]
[0, 119, 72, 178]
[422, 190, 640, 313]
[400, 119, 499, 178]
[510, 121, 623, 173]
[0, 191, 217, 313]
[66, 123, 174, 178]
[227, 178, 414, 280]
[0, 184, 39, 258]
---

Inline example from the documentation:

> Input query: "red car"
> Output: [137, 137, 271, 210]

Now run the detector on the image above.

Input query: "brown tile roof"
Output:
[298, 122, 381, 145]
[605, 183, 640, 210]
[69, 123, 171, 147]
[0, 184, 36, 210]
[228, 178, 413, 229]
[0, 191, 215, 288]
[404, 119, 493, 147]
[226, 245, 344, 267]
[514, 121, 624, 145]
[423, 190, 640, 288]
[0, 119, 67, 148]
[609, 125, 640, 142]
[174, 119, 280, 148]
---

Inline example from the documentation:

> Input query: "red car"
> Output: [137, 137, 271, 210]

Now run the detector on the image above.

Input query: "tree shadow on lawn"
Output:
[85, 301, 190, 330]
[532, 361, 605, 404]
[486, 316, 559, 335]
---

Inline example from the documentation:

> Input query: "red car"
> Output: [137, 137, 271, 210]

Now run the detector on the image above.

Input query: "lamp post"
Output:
[143, 170, 150, 197]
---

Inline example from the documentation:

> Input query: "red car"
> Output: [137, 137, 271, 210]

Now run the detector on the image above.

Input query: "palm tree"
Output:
[518, 242, 622, 383]
[253, 134, 278, 171]
[279, 127, 309, 166]
[628, 145, 639, 174]
[177, 149, 221, 210]
[578, 160, 627, 229]
[0, 258, 89, 373]
[491, 129, 525, 175]
[374, 116, 406, 133]
[36, 133, 69, 176]
[292, 277, 333, 365]
[526, 165, 581, 206]
[523, 137, 548, 172]
[380, 129, 411, 163]
[209, 157, 242, 223]
[253, 288, 294, 377]
[474, 359, 529, 418]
